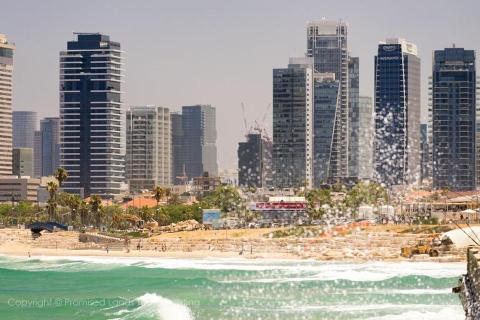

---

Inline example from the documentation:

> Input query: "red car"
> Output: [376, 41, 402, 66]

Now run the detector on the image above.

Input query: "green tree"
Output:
[79, 200, 89, 226]
[305, 188, 332, 220]
[343, 181, 388, 211]
[89, 195, 103, 228]
[153, 186, 166, 209]
[47, 181, 58, 221]
[54, 167, 68, 188]
[200, 185, 244, 213]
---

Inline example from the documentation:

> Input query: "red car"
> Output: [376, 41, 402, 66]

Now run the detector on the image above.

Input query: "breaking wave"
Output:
[107, 293, 194, 320]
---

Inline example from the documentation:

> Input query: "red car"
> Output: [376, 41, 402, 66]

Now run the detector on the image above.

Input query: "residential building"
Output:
[0, 177, 39, 202]
[60, 33, 124, 199]
[0, 34, 14, 176]
[238, 132, 272, 188]
[126, 106, 171, 193]
[272, 57, 313, 188]
[182, 105, 218, 179]
[12, 148, 33, 177]
[40, 117, 60, 176]
[431, 47, 476, 190]
[374, 38, 421, 187]
[358, 96, 374, 179]
[306, 20, 349, 179]
[348, 57, 360, 177]
[171, 112, 184, 184]
[192, 172, 221, 194]
[13, 111, 37, 148]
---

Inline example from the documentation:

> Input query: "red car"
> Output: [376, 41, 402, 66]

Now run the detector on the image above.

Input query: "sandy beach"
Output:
[0, 226, 466, 262]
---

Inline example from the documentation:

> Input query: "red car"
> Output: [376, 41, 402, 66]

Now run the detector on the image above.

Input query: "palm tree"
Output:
[79, 200, 89, 226]
[46, 181, 58, 221]
[54, 168, 68, 188]
[89, 195, 103, 228]
[153, 186, 166, 209]
[66, 194, 81, 225]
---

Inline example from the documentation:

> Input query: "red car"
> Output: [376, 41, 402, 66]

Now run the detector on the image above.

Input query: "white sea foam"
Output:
[110, 293, 194, 320]
[366, 305, 464, 320]
[0, 255, 465, 282]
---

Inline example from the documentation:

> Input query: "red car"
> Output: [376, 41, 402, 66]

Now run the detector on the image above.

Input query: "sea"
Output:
[0, 255, 465, 320]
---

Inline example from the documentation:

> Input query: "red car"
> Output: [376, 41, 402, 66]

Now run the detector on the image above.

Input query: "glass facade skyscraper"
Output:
[306, 20, 349, 179]
[40, 117, 60, 177]
[313, 74, 340, 186]
[60, 33, 124, 198]
[348, 57, 360, 178]
[272, 58, 313, 188]
[171, 112, 184, 185]
[358, 96, 374, 179]
[0, 34, 14, 176]
[181, 105, 218, 179]
[374, 38, 421, 187]
[238, 132, 272, 188]
[13, 111, 37, 149]
[431, 48, 476, 190]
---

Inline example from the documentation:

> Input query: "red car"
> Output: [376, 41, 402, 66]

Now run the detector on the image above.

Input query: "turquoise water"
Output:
[0, 255, 465, 319]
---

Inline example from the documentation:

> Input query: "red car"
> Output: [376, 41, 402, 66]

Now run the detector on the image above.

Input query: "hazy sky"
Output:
[3, 0, 480, 170]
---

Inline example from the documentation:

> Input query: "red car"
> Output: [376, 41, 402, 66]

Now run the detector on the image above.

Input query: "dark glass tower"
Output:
[60, 33, 124, 198]
[374, 39, 421, 187]
[40, 117, 60, 176]
[238, 132, 272, 188]
[431, 48, 476, 190]
[171, 112, 184, 184]
[272, 58, 313, 188]
[348, 57, 360, 177]
[182, 105, 217, 179]
[313, 74, 340, 186]
[13, 111, 37, 149]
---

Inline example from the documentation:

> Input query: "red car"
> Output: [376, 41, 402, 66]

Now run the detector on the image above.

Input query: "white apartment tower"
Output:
[126, 106, 171, 192]
[0, 34, 14, 175]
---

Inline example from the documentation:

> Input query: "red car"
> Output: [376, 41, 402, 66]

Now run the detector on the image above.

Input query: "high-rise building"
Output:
[12, 148, 33, 177]
[348, 57, 359, 178]
[431, 48, 476, 190]
[358, 96, 374, 179]
[126, 106, 171, 192]
[374, 38, 421, 187]
[0, 34, 15, 176]
[33, 131, 42, 177]
[171, 112, 184, 185]
[182, 105, 218, 179]
[272, 58, 313, 188]
[420, 123, 430, 185]
[40, 117, 60, 177]
[13, 111, 37, 149]
[313, 73, 340, 186]
[238, 132, 272, 188]
[306, 20, 349, 179]
[60, 33, 124, 198]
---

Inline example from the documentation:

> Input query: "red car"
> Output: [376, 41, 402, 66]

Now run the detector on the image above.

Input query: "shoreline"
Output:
[0, 245, 464, 263]
[0, 227, 466, 263]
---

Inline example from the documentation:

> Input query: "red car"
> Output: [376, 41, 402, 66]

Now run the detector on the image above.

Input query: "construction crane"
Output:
[175, 164, 188, 185]
[241, 102, 249, 136]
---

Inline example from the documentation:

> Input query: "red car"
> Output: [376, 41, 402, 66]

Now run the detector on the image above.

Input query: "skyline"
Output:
[3, 0, 480, 169]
